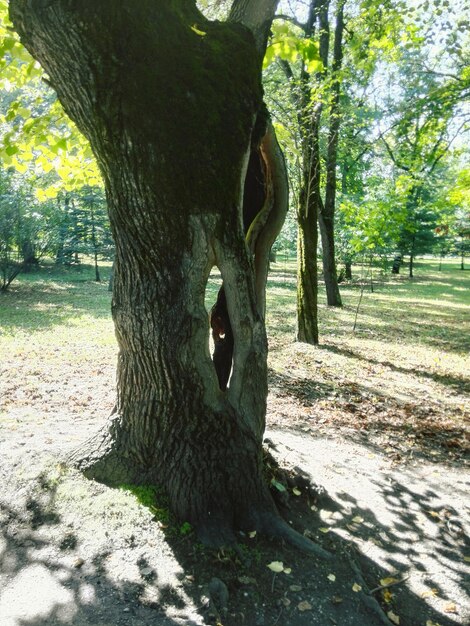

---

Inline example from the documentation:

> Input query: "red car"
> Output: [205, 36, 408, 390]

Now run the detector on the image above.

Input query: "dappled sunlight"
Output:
[0, 257, 468, 625]
[0, 463, 204, 626]
[269, 431, 470, 626]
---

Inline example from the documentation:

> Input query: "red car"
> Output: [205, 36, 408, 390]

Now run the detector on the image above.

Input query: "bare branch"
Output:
[379, 134, 410, 172]
[229, 0, 279, 54]
[273, 13, 306, 31]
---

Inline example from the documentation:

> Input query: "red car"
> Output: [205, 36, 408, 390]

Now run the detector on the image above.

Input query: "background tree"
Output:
[0, 168, 56, 290]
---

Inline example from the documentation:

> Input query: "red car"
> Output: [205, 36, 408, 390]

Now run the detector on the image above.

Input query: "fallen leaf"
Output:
[267, 561, 284, 573]
[444, 603, 457, 613]
[464, 556, 470, 563]
[297, 601, 312, 611]
[319, 527, 330, 533]
[190, 24, 206, 36]
[382, 589, 393, 603]
[352, 583, 362, 592]
[310, 505, 318, 511]
[421, 588, 439, 598]
[352, 516, 364, 523]
[281, 597, 291, 607]
[289, 585, 302, 592]
[380, 577, 399, 586]
[430, 511, 440, 518]
[387, 610, 400, 624]
[283, 568, 292, 575]
[331, 595, 343, 604]
[292, 487, 301, 496]
[141, 567, 153, 576]
[426, 621, 442, 626]
[248, 531, 257, 538]
[327, 574, 336, 582]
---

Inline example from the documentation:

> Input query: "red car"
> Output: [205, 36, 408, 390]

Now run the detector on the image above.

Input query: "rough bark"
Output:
[10, 0, 326, 555]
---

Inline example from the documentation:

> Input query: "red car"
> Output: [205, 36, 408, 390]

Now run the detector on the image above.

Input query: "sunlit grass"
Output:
[0, 256, 468, 401]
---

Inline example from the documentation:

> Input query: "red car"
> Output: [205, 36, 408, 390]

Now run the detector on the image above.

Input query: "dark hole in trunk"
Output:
[209, 286, 234, 391]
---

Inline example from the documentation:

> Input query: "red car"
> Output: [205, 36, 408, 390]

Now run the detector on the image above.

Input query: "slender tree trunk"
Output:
[320, 0, 344, 307]
[297, 208, 318, 344]
[11, 0, 327, 555]
[392, 254, 402, 274]
[345, 259, 352, 279]
[279, 2, 320, 345]
[295, 90, 321, 345]
[90, 205, 101, 282]
[318, 211, 342, 304]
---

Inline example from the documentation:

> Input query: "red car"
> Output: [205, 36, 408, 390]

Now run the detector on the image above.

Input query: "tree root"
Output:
[348, 554, 395, 625]
[259, 513, 333, 560]
[195, 518, 238, 550]
[65, 416, 145, 486]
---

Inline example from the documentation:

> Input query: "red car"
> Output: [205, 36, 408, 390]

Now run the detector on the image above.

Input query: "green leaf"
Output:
[271, 479, 287, 492]
[190, 24, 206, 37]
[6, 145, 19, 156]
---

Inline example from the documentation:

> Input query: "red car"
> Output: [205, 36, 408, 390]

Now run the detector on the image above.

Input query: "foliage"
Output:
[0, 165, 113, 290]
[263, 0, 469, 278]
[0, 0, 101, 197]
[0, 168, 52, 290]
[1, 0, 469, 289]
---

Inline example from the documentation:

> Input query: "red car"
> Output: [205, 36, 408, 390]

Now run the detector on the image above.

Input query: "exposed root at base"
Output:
[196, 519, 238, 550]
[195, 510, 332, 559]
[260, 513, 333, 559]
[65, 421, 145, 486]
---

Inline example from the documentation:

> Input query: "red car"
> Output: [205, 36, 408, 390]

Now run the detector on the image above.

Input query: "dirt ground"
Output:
[0, 339, 469, 626]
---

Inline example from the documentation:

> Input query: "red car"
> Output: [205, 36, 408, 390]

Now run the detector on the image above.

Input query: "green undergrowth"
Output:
[118, 483, 194, 538]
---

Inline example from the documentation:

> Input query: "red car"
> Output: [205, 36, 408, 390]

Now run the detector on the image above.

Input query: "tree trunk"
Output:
[20, 240, 38, 272]
[10, 0, 327, 554]
[295, 97, 320, 345]
[297, 209, 319, 345]
[409, 235, 415, 278]
[392, 254, 402, 274]
[320, 0, 343, 308]
[318, 211, 342, 305]
[345, 259, 352, 280]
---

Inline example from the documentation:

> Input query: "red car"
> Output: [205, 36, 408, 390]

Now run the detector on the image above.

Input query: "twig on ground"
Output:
[369, 575, 410, 594]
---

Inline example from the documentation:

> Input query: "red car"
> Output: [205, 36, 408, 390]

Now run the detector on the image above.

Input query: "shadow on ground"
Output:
[1, 433, 469, 626]
[321, 343, 469, 395]
[268, 366, 468, 464]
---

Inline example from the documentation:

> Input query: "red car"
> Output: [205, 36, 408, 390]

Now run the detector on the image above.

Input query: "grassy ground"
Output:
[0, 256, 469, 626]
[1, 256, 468, 459]
[263, 257, 469, 464]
